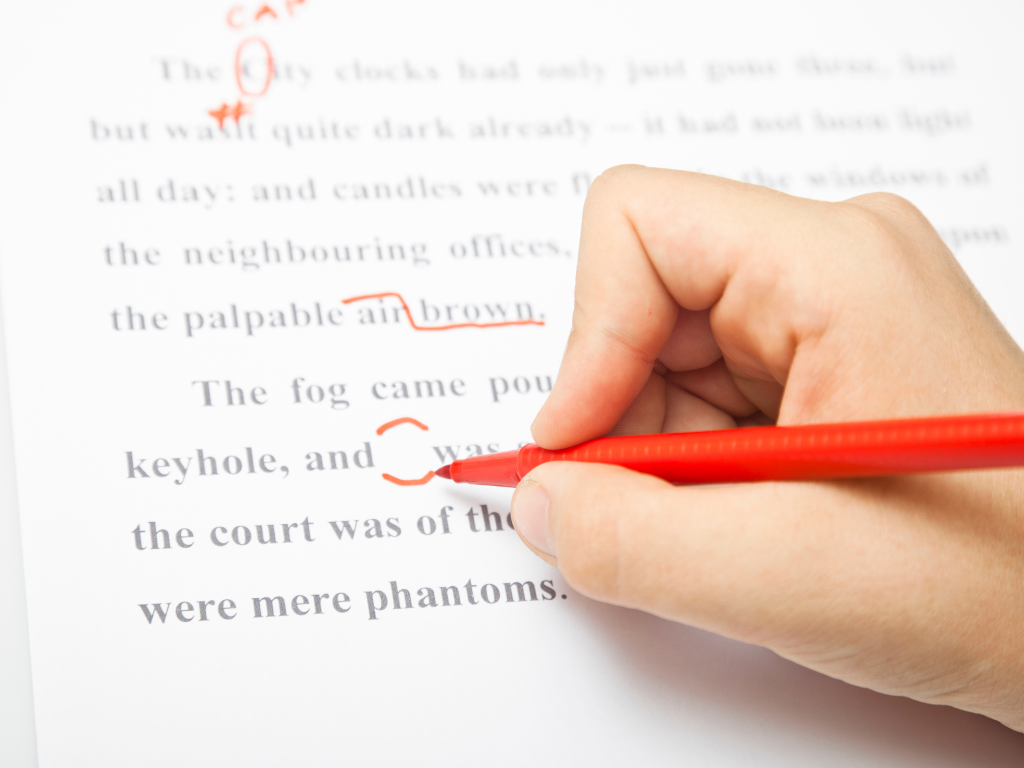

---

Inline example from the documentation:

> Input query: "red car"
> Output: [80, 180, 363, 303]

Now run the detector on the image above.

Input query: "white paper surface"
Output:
[1, 1, 1023, 765]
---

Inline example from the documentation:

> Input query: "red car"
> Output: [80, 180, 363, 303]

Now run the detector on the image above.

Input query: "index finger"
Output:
[531, 165, 829, 449]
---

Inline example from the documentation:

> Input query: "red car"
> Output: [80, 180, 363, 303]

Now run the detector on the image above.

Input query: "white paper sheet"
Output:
[1, 1, 1023, 765]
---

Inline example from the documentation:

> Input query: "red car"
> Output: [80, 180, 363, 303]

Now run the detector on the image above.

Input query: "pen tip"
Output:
[435, 464, 451, 480]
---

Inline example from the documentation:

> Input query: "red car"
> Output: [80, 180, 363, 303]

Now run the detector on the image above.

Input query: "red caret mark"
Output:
[375, 417, 435, 486]
[342, 292, 545, 331]
[226, 1, 307, 29]
[376, 417, 429, 436]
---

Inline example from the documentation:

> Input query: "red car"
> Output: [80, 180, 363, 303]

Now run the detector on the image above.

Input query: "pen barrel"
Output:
[516, 412, 1024, 485]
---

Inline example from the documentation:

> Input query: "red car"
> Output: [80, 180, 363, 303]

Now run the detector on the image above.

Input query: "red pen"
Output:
[434, 412, 1024, 487]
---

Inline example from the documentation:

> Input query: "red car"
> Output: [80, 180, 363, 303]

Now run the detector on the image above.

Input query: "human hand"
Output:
[511, 165, 1024, 730]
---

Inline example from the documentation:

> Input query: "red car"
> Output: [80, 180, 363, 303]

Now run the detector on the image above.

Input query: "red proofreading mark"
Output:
[254, 4, 278, 21]
[228, 100, 251, 121]
[376, 417, 429, 436]
[382, 471, 435, 486]
[207, 100, 251, 128]
[235, 36, 274, 97]
[376, 417, 433, 485]
[207, 103, 231, 129]
[226, 5, 245, 27]
[342, 292, 545, 331]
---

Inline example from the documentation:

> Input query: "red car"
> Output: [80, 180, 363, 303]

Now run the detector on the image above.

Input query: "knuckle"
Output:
[833, 196, 915, 259]
[849, 190, 920, 217]
[583, 164, 647, 212]
[832, 198, 957, 290]
[837, 192, 936, 251]
[597, 163, 647, 185]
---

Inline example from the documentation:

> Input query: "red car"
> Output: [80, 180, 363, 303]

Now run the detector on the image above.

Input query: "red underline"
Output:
[342, 292, 544, 331]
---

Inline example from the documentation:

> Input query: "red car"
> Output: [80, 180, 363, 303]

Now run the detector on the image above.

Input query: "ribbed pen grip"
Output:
[516, 412, 1024, 485]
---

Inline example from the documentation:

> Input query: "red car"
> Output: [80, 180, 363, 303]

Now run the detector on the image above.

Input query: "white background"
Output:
[1, 1, 1023, 765]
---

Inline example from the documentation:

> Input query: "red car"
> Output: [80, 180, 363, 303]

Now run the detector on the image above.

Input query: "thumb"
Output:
[509, 446, 1024, 729]
[509, 460, 927, 655]
[510, 460, 731, 618]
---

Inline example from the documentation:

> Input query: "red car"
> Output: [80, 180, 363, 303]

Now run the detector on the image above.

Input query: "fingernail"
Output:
[512, 479, 555, 556]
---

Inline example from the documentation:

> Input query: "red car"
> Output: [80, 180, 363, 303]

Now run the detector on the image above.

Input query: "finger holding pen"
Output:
[514, 165, 1024, 731]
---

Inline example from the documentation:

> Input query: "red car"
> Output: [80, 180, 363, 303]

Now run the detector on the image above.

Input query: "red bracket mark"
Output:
[382, 471, 435, 486]
[342, 292, 544, 331]
[376, 417, 429, 436]
[376, 417, 433, 485]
